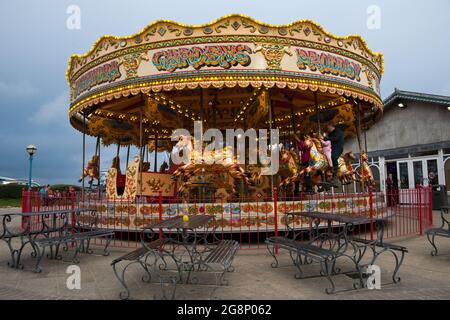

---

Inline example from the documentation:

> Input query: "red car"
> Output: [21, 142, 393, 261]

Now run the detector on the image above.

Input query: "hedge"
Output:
[50, 185, 81, 192]
[0, 184, 81, 199]
[0, 184, 23, 199]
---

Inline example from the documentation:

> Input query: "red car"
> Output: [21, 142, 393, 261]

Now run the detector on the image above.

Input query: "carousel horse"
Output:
[247, 164, 272, 195]
[358, 151, 374, 186]
[337, 151, 357, 185]
[171, 135, 253, 195]
[279, 134, 334, 190]
[280, 135, 330, 186]
[279, 147, 302, 188]
[79, 154, 100, 188]
[111, 156, 121, 175]
[298, 135, 329, 186]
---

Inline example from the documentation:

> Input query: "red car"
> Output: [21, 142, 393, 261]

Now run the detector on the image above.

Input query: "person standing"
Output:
[46, 185, 53, 205]
[386, 173, 397, 206]
[39, 186, 46, 206]
[323, 121, 344, 185]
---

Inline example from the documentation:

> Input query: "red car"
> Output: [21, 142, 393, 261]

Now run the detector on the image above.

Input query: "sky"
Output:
[0, 0, 449, 185]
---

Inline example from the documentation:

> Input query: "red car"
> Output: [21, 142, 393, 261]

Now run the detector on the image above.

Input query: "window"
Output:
[445, 159, 450, 192]
[399, 162, 409, 189]
[413, 161, 423, 186]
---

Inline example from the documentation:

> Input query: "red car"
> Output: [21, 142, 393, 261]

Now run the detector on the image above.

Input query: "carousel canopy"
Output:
[67, 14, 383, 145]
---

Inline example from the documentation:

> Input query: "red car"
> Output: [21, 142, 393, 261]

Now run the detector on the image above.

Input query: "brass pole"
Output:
[356, 101, 365, 191]
[314, 91, 321, 136]
[125, 145, 130, 169]
[364, 126, 368, 152]
[154, 134, 158, 172]
[290, 103, 299, 154]
[268, 90, 274, 197]
[81, 111, 86, 201]
[97, 137, 101, 192]
[139, 104, 143, 198]
[200, 88, 204, 124]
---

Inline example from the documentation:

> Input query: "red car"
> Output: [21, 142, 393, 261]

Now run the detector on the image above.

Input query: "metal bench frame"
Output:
[426, 206, 450, 256]
[32, 229, 113, 273]
[1, 210, 77, 269]
[197, 240, 240, 286]
[351, 238, 408, 284]
[111, 238, 168, 300]
[1, 208, 115, 273]
[265, 236, 337, 294]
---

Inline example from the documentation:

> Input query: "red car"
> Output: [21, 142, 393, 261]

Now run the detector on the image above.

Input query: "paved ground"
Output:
[1, 209, 450, 300]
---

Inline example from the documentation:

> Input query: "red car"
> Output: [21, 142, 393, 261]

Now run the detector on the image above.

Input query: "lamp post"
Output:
[26, 144, 37, 191]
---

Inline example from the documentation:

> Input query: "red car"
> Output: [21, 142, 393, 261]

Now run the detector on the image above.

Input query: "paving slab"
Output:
[0, 210, 449, 300]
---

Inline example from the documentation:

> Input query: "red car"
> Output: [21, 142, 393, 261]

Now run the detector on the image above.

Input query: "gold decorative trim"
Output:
[69, 35, 382, 85]
[66, 14, 384, 81]
[68, 76, 383, 117]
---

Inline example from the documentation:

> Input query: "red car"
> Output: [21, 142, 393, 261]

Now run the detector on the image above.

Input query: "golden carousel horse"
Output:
[280, 135, 330, 188]
[337, 151, 358, 185]
[247, 164, 271, 196]
[358, 151, 374, 186]
[79, 154, 100, 188]
[278, 147, 302, 188]
[172, 135, 253, 195]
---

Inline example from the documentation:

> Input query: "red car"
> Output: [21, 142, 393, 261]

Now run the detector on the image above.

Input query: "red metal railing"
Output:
[21, 186, 433, 249]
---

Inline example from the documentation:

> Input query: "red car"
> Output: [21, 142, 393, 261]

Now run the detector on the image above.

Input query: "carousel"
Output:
[67, 14, 385, 231]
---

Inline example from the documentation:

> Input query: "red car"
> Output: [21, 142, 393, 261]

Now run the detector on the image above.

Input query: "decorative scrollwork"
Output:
[118, 52, 149, 79]
[254, 43, 292, 71]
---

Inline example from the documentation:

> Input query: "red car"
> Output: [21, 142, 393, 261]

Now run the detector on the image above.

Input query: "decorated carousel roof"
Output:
[67, 14, 384, 145]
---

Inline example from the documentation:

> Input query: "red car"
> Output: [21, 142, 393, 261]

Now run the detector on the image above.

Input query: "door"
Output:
[412, 160, 424, 187]
[425, 159, 439, 186]
[397, 161, 410, 189]
[397, 157, 440, 189]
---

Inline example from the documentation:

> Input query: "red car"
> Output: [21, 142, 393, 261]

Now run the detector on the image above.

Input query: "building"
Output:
[0, 176, 39, 186]
[344, 89, 450, 195]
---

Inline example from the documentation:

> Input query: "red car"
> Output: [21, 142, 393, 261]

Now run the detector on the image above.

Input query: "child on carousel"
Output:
[318, 132, 333, 168]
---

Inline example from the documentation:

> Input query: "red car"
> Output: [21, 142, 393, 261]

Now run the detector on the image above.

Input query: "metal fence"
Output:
[21, 186, 433, 250]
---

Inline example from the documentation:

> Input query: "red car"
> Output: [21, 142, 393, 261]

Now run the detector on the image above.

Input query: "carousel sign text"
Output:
[296, 49, 362, 81]
[152, 44, 252, 72]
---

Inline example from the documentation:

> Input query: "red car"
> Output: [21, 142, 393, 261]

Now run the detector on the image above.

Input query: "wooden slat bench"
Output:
[198, 240, 240, 286]
[265, 236, 337, 294]
[31, 229, 114, 272]
[111, 238, 166, 300]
